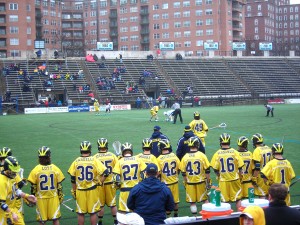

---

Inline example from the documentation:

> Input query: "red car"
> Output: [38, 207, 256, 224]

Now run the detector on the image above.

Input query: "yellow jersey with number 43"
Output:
[94, 152, 119, 184]
[180, 151, 210, 184]
[68, 156, 107, 190]
[211, 148, 244, 182]
[112, 156, 147, 188]
[28, 164, 65, 198]
[157, 153, 180, 185]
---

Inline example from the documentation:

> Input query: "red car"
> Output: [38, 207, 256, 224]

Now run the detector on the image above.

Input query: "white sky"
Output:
[290, 0, 300, 4]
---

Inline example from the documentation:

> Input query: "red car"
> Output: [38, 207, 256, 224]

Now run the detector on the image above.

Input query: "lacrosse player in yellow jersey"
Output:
[136, 138, 159, 167]
[94, 138, 119, 225]
[27, 146, 65, 225]
[68, 141, 108, 225]
[94, 99, 100, 115]
[0, 147, 27, 216]
[150, 105, 159, 122]
[112, 142, 147, 212]
[261, 143, 295, 205]
[0, 156, 36, 225]
[237, 136, 254, 199]
[189, 112, 209, 146]
[180, 137, 211, 216]
[251, 133, 273, 198]
[211, 133, 244, 209]
[157, 139, 181, 217]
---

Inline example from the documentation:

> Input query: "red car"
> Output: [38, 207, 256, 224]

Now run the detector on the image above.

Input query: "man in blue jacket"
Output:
[149, 126, 169, 157]
[176, 125, 205, 160]
[127, 163, 175, 225]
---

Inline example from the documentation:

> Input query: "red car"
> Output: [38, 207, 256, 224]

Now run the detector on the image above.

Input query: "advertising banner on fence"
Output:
[267, 98, 285, 104]
[68, 105, 90, 112]
[90, 104, 131, 112]
[25, 107, 68, 114]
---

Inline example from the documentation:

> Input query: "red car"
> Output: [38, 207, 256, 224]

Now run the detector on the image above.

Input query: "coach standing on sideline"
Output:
[171, 101, 183, 124]
[127, 163, 175, 225]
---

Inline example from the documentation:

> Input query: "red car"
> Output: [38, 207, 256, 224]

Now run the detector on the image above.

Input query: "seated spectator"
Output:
[176, 53, 183, 60]
[23, 83, 31, 92]
[36, 49, 42, 58]
[101, 54, 106, 61]
[57, 100, 62, 106]
[78, 70, 84, 78]
[78, 86, 83, 93]
[93, 54, 98, 61]
[54, 50, 59, 59]
[99, 62, 106, 68]
[88, 91, 94, 99]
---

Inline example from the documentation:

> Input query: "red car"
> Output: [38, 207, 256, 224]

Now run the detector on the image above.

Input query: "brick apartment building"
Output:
[245, 0, 300, 56]
[0, 0, 299, 58]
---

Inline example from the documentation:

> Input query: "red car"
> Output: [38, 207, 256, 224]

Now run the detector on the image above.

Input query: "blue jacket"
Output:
[127, 177, 175, 225]
[176, 131, 205, 160]
[150, 131, 169, 157]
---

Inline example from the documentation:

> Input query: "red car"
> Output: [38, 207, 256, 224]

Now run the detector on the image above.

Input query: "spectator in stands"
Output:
[93, 54, 98, 61]
[119, 53, 123, 63]
[136, 97, 142, 109]
[36, 49, 42, 58]
[101, 54, 106, 61]
[88, 91, 94, 100]
[264, 183, 300, 225]
[54, 50, 59, 59]
[78, 86, 83, 93]
[240, 206, 266, 225]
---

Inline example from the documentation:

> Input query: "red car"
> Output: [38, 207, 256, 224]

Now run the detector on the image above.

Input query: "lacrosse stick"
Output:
[112, 141, 122, 156]
[290, 176, 300, 188]
[210, 122, 227, 130]
[281, 135, 286, 145]
[62, 199, 74, 212]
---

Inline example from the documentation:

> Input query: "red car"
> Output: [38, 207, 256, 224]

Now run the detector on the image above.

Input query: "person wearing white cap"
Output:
[117, 212, 145, 225]
[239, 205, 265, 225]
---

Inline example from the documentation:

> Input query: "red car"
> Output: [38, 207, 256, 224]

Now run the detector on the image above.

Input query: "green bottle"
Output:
[210, 186, 216, 204]
[215, 188, 221, 207]
[248, 186, 254, 203]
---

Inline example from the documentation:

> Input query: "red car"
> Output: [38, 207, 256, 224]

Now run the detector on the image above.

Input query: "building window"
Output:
[174, 32, 181, 38]
[120, 17, 128, 23]
[9, 15, 18, 22]
[247, 5, 251, 11]
[100, 10, 107, 16]
[153, 14, 160, 20]
[205, 0, 212, 5]
[184, 31, 191, 37]
[162, 13, 169, 19]
[295, 7, 298, 13]
[255, 27, 258, 33]
[174, 2, 180, 8]
[130, 16, 138, 22]
[153, 24, 160, 29]
[27, 27, 31, 34]
[121, 36, 129, 42]
[206, 18, 213, 25]
[131, 45, 139, 51]
[162, 33, 169, 38]
[10, 38, 19, 45]
[174, 12, 181, 18]
[206, 29, 213, 35]
[184, 41, 191, 47]
[120, 27, 128, 32]
[196, 30, 203, 36]
[120, 8, 127, 14]
[196, 10, 203, 16]
[174, 22, 181, 28]
[254, 19, 258, 25]
[27, 4, 31, 11]
[258, 4, 261, 11]
[183, 11, 190, 17]
[130, 7, 138, 12]
[27, 39, 32, 46]
[195, 0, 202, 6]
[196, 20, 203, 26]
[90, 11, 96, 17]
[120, 46, 128, 51]
[130, 26, 138, 31]
[10, 50, 20, 57]
[162, 23, 169, 29]
[153, 4, 159, 10]
[9, 3, 18, 10]
[130, 35, 139, 41]
[196, 40, 203, 46]
[205, 9, 212, 15]
[154, 33, 160, 39]
[162, 3, 168, 9]
[183, 1, 190, 7]
[183, 21, 190, 27]
[10, 27, 19, 34]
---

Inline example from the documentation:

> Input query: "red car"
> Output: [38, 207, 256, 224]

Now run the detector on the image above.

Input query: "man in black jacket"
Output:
[264, 183, 300, 225]
[127, 163, 174, 225]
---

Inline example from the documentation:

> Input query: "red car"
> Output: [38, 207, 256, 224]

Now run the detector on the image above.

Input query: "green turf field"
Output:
[1, 104, 300, 224]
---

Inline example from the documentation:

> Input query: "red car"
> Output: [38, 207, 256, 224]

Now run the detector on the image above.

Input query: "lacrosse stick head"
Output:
[112, 141, 122, 156]
[219, 122, 227, 129]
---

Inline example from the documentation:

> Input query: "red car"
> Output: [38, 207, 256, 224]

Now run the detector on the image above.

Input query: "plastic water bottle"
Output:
[248, 186, 255, 203]
[215, 188, 221, 207]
